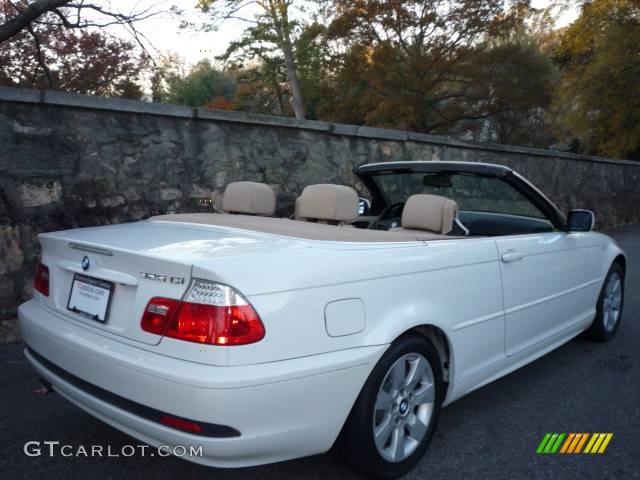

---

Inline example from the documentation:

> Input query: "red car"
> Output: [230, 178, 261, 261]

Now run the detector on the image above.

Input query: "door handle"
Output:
[501, 250, 523, 263]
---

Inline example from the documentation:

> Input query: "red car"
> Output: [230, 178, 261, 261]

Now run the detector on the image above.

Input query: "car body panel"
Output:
[18, 161, 626, 468]
[495, 231, 603, 356]
[21, 299, 384, 467]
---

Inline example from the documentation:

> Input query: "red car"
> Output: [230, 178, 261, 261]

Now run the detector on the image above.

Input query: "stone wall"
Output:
[1, 86, 639, 323]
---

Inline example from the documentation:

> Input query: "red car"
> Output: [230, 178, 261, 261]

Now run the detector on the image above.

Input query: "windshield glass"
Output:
[371, 172, 547, 219]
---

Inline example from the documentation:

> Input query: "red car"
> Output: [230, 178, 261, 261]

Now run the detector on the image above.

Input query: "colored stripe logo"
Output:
[537, 433, 613, 454]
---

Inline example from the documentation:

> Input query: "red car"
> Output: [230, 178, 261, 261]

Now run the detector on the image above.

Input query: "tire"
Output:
[335, 334, 444, 479]
[586, 262, 625, 341]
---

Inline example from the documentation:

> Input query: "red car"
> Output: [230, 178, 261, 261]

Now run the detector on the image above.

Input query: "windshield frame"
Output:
[355, 161, 566, 230]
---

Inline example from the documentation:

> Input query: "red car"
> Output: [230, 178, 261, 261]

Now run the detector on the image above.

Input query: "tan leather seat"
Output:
[392, 194, 458, 235]
[222, 181, 276, 216]
[296, 184, 358, 225]
[294, 196, 302, 220]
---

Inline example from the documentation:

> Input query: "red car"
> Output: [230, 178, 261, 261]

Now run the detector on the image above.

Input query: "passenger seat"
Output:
[222, 181, 276, 216]
[296, 184, 358, 226]
[391, 194, 460, 235]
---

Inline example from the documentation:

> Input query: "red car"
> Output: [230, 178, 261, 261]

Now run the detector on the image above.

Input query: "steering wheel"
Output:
[370, 202, 405, 230]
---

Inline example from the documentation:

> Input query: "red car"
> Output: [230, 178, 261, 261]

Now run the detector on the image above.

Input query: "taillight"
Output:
[141, 279, 265, 346]
[140, 297, 179, 335]
[34, 262, 49, 297]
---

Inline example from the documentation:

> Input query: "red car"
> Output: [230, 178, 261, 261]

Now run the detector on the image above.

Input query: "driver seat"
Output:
[391, 194, 460, 235]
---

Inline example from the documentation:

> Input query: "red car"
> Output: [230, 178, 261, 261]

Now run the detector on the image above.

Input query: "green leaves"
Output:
[553, 0, 640, 160]
[190, 0, 308, 118]
[163, 60, 236, 107]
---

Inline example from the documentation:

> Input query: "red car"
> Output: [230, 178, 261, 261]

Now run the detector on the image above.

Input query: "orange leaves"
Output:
[204, 95, 235, 110]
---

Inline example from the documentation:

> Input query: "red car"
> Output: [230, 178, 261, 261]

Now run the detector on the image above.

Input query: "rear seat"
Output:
[296, 184, 358, 226]
[222, 181, 276, 216]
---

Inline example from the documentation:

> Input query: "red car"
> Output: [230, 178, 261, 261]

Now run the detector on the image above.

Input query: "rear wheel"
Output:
[587, 262, 625, 341]
[335, 334, 444, 479]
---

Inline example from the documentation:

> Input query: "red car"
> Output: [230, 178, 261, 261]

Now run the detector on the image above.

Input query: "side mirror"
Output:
[567, 209, 595, 232]
[358, 197, 371, 216]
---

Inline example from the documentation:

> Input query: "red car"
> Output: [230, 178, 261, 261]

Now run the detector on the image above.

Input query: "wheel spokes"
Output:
[603, 273, 623, 331]
[390, 360, 406, 392]
[375, 389, 394, 411]
[612, 295, 621, 310]
[612, 278, 621, 295]
[373, 352, 436, 463]
[405, 356, 428, 390]
[389, 426, 406, 461]
[412, 383, 435, 405]
[374, 415, 394, 449]
[406, 415, 427, 441]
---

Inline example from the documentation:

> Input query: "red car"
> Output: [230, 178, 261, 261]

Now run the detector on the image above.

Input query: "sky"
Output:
[99, 0, 581, 67]
[96, 0, 257, 66]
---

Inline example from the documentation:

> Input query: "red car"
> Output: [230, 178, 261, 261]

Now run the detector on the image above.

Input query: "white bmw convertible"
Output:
[19, 161, 626, 478]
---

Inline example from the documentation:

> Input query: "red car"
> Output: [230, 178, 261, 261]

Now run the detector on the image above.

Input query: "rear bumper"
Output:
[18, 299, 385, 467]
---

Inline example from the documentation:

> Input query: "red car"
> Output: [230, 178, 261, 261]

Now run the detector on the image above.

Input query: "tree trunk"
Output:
[266, 0, 305, 119]
[0, 0, 72, 43]
[281, 41, 306, 120]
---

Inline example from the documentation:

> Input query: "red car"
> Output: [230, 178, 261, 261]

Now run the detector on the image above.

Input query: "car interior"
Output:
[151, 174, 557, 242]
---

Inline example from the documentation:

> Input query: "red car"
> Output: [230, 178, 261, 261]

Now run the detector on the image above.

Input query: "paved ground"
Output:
[1, 229, 639, 480]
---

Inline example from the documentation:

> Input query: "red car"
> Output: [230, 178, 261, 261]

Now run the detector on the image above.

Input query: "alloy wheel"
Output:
[372, 353, 435, 462]
[603, 271, 623, 332]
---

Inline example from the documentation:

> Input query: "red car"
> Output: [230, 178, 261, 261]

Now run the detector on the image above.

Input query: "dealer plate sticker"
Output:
[67, 274, 113, 323]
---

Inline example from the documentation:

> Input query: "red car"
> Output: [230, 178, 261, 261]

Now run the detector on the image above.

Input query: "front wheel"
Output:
[335, 334, 444, 479]
[587, 262, 625, 341]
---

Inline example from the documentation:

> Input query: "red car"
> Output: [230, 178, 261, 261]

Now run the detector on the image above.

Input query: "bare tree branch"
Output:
[3, 1, 167, 44]
[25, 22, 52, 87]
[2, 0, 172, 72]
[0, 0, 71, 42]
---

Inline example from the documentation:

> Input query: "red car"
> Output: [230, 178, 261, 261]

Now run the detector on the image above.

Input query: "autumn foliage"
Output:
[552, 0, 640, 160]
[1, 0, 638, 160]
[0, 1, 148, 98]
[0, 29, 148, 98]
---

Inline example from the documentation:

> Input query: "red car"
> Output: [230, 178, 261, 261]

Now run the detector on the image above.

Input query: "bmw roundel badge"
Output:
[81, 255, 90, 271]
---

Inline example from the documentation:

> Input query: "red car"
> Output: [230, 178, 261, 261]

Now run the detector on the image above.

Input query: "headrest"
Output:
[297, 184, 358, 222]
[222, 181, 276, 216]
[401, 194, 458, 234]
[294, 196, 302, 220]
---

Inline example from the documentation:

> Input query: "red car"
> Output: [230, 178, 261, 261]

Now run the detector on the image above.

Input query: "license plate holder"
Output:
[67, 273, 114, 323]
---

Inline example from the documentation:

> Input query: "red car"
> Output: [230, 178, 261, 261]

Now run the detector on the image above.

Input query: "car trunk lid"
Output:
[36, 219, 298, 346]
